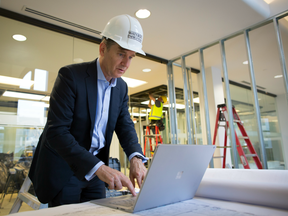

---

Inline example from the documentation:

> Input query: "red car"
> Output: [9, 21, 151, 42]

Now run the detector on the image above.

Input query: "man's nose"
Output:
[121, 56, 130, 67]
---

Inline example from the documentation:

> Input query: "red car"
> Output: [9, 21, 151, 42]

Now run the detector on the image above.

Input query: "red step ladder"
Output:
[144, 124, 163, 157]
[213, 104, 263, 169]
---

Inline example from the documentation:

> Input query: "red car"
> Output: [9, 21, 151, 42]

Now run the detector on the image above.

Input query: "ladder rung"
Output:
[148, 123, 157, 126]
[233, 120, 241, 123]
[144, 135, 161, 138]
[238, 136, 249, 139]
[236, 145, 248, 147]
[245, 154, 257, 157]
[216, 146, 231, 148]
[213, 156, 224, 158]
[18, 192, 42, 210]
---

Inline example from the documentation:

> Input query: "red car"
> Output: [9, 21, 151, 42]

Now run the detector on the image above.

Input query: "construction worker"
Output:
[29, 14, 147, 207]
[148, 93, 167, 131]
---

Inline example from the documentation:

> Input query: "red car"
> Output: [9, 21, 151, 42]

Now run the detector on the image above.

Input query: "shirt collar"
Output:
[96, 58, 117, 87]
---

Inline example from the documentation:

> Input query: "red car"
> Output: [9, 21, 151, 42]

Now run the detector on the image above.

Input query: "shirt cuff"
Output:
[129, 152, 148, 164]
[85, 161, 105, 181]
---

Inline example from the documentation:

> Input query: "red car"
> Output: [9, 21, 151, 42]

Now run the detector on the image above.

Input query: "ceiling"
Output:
[0, 0, 288, 100]
[1, 0, 288, 59]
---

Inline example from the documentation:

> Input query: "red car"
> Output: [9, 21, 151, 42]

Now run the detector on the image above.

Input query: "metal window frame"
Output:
[181, 56, 193, 144]
[167, 61, 178, 144]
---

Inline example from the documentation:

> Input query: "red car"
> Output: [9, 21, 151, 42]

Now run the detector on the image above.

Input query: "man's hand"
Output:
[129, 157, 147, 189]
[95, 165, 136, 196]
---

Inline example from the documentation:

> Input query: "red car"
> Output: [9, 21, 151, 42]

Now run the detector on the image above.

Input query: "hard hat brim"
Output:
[101, 35, 146, 56]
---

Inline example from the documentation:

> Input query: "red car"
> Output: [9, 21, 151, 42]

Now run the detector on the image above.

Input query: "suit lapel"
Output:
[108, 81, 120, 122]
[85, 59, 98, 134]
[106, 80, 120, 145]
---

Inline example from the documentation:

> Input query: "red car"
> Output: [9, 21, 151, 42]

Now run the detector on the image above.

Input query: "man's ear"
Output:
[99, 42, 106, 57]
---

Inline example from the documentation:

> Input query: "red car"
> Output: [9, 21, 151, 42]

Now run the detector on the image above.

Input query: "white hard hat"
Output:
[101, 14, 146, 56]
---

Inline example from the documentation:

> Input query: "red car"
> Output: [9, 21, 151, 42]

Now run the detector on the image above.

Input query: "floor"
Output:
[0, 193, 35, 215]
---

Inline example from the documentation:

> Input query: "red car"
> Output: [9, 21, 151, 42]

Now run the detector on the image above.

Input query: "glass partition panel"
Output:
[224, 34, 262, 169]
[202, 44, 225, 168]
[278, 16, 288, 169]
[172, 64, 187, 144]
[0, 15, 73, 160]
[0, 15, 76, 211]
[249, 22, 286, 169]
[279, 16, 288, 59]
[185, 53, 203, 145]
[124, 57, 168, 170]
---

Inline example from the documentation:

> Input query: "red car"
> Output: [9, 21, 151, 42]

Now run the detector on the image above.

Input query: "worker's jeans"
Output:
[48, 175, 105, 207]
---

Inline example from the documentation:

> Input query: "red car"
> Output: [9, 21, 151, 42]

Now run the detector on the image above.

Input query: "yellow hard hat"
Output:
[160, 95, 167, 104]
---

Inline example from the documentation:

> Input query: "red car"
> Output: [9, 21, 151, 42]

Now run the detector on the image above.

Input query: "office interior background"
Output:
[0, 0, 288, 200]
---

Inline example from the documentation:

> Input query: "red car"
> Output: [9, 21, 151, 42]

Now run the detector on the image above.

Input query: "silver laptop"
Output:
[91, 144, 216, 213]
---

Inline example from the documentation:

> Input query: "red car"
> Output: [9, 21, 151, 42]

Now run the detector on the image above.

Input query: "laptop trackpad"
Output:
[91, 194, 137, 212]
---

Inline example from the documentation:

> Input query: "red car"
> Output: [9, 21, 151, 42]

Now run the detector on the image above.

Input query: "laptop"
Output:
[91, 144, 216, 213]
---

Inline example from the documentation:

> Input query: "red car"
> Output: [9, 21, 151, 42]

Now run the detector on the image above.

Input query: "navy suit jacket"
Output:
[29, 59, 143, 203]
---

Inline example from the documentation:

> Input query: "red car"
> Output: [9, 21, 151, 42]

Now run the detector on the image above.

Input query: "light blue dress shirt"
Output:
[85, 59, 147, 181]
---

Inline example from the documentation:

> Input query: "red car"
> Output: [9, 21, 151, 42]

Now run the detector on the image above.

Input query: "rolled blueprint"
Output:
[195, 168, 288, 210]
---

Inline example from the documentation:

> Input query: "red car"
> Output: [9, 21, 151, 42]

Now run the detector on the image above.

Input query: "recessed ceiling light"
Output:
[164, 104, 185, 109]
[3, 91, 45, 100]
[193, 97, 200, 103]
[263, 0, 274, 4]
[274, 75, 283, 78]
[0, 75, 34, 86]
[243, 61, 248, 65]
[41, 96, 50, 101]
[135, 9, 151, 19]
[74, 58, 84, 63]
[13, 34, 27, 41]
[121, 76, 147, 88]
[142, 68, 151, 72]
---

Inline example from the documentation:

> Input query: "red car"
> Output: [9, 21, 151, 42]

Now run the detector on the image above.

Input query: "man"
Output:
[148, 93, 167, 131]
[29, 14, 147, 207]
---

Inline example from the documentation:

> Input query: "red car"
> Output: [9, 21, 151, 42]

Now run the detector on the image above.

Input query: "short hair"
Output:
[101, 37, 117, 50]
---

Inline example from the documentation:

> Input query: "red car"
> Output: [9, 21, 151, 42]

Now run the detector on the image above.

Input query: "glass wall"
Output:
[278, 15, 288, 169]
[172, 65, 187, 144]
[223, 34, 262, 169]
[248, 21, 286, 169]
[177, 17, 288, 169]
[0, 15, 76, 174]
[185, 54, 203, 145]
[127, 57, 168, 159]
[171, 57, 203, 145]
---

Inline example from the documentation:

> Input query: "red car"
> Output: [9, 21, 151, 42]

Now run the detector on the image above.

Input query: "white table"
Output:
[11, 196, 288, 216]
[11, 168, 288, 216]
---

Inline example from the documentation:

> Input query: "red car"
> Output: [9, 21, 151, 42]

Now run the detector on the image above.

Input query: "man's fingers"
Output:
[123, 178, 136, 196]
[130, 175, 135, 188]
[114, 179, 122, 190]
[129, 157, 147, 191]
[136, 176, 143, 188]
[96, 165, 136, 195]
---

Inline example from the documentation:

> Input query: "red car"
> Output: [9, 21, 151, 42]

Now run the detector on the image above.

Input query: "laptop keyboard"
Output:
[109, 196, 136, 207]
